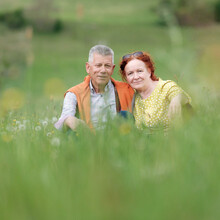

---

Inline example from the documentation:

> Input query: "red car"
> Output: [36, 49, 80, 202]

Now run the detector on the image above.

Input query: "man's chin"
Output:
[97, 78, 109, 84]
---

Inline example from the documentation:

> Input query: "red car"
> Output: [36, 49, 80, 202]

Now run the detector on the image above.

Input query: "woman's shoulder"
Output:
[158, 78, 178, 90]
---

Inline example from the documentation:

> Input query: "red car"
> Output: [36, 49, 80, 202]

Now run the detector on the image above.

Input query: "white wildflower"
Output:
[6, 125, 13, 132]
[42, 121, 48, 127]
[35, 126, 41, 131]
[51, 117, 58, 123]
[46, 132, 52, 137]
[18, 124, 26, 131]
[23, 119, 30, 124]
[50, 137, 60, 147]
[16, 121, 21, 125]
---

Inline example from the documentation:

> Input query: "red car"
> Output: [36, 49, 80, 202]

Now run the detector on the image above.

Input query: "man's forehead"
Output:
[93, 53, 113, 62]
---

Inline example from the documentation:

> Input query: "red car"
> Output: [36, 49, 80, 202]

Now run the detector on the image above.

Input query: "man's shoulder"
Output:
[111, 78, 133, 90]
[67, 76, 90, 94]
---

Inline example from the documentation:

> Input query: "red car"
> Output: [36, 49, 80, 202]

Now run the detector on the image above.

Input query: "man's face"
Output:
[86, 53, 115, 91]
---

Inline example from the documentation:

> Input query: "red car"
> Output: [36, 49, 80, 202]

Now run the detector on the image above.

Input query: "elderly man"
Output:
[55, 45, 134, 130]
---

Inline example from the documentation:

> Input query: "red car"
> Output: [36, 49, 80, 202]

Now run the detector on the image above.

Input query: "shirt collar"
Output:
[89, 80, 113, 94]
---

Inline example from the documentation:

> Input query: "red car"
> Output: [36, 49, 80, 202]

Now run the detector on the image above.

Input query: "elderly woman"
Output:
[119, 51, 192, 131]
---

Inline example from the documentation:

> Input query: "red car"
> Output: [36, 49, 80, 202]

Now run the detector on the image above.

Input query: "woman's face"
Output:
[124, 59, 151, 91]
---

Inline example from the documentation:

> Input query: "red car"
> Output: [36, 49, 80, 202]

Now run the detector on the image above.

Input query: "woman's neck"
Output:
[138, 80, 158, 99]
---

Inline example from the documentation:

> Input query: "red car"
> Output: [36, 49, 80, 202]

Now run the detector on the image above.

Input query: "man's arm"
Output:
[64, 116, 86, 130]
[55, 92, 86, 130]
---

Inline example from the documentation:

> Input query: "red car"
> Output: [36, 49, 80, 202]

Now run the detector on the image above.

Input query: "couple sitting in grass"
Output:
[55, 45, 191, 133]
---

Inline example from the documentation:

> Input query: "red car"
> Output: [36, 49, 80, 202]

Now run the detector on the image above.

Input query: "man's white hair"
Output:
[88, 45, 114, 63]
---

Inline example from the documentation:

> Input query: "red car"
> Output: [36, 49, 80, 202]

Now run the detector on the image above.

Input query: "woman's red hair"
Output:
[119, 51, 159, 82]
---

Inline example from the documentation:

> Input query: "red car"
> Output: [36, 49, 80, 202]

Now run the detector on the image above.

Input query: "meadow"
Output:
[1, 0, 220, 219]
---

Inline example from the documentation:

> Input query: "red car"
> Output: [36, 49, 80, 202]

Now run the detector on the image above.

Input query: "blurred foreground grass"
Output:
[0, 98, 220, 219]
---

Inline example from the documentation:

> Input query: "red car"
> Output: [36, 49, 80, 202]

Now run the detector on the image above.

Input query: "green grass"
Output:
[0, 103, 220, 220]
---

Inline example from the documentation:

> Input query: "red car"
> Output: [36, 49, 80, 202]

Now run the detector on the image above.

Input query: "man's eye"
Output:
[105, 65, 111, 68]
[96, 64, 102, 67]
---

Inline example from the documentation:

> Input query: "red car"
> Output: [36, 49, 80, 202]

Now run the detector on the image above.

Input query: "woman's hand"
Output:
[168, 94, 183, 121]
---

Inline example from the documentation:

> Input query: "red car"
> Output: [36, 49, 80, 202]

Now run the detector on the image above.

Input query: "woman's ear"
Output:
[147, 67, 152, 77]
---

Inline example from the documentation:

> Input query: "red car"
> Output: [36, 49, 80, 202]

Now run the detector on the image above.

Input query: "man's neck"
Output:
[91, 81, 108, 94]
[95, 86, 105, 93]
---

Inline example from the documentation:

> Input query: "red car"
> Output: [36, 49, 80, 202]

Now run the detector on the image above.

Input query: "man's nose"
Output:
[100, 65, 107, 72]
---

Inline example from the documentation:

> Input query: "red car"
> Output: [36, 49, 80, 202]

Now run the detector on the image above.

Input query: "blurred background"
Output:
[1, 1, 220, 220]
[0, 0, 220, 116]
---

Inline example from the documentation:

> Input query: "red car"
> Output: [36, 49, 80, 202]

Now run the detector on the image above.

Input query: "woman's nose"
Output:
[133, 72, 139, 79]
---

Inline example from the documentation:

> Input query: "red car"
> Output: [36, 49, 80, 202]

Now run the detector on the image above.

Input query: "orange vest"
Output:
[65, 76, 134, 128]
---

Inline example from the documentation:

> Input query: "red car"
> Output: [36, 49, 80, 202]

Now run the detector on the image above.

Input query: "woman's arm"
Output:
[168, 93, 188, 120]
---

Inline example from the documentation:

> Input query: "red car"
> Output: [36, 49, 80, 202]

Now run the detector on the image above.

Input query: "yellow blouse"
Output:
[133, 79, 191, 130]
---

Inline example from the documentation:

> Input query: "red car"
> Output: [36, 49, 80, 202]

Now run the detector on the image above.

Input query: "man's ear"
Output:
[110, 64, 116, 76]
[86, 62, 90, 74]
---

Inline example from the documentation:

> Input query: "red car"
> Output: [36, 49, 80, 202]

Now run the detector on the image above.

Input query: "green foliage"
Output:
[158, 0, 216, 26]
[0, 6, 63, 33]
[0, 9, 26, 29]
[52, 19, 63, 33]
[0, 28, 32, 85]
[214, 0, 220, 22]
[25, 0, 64, 33]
